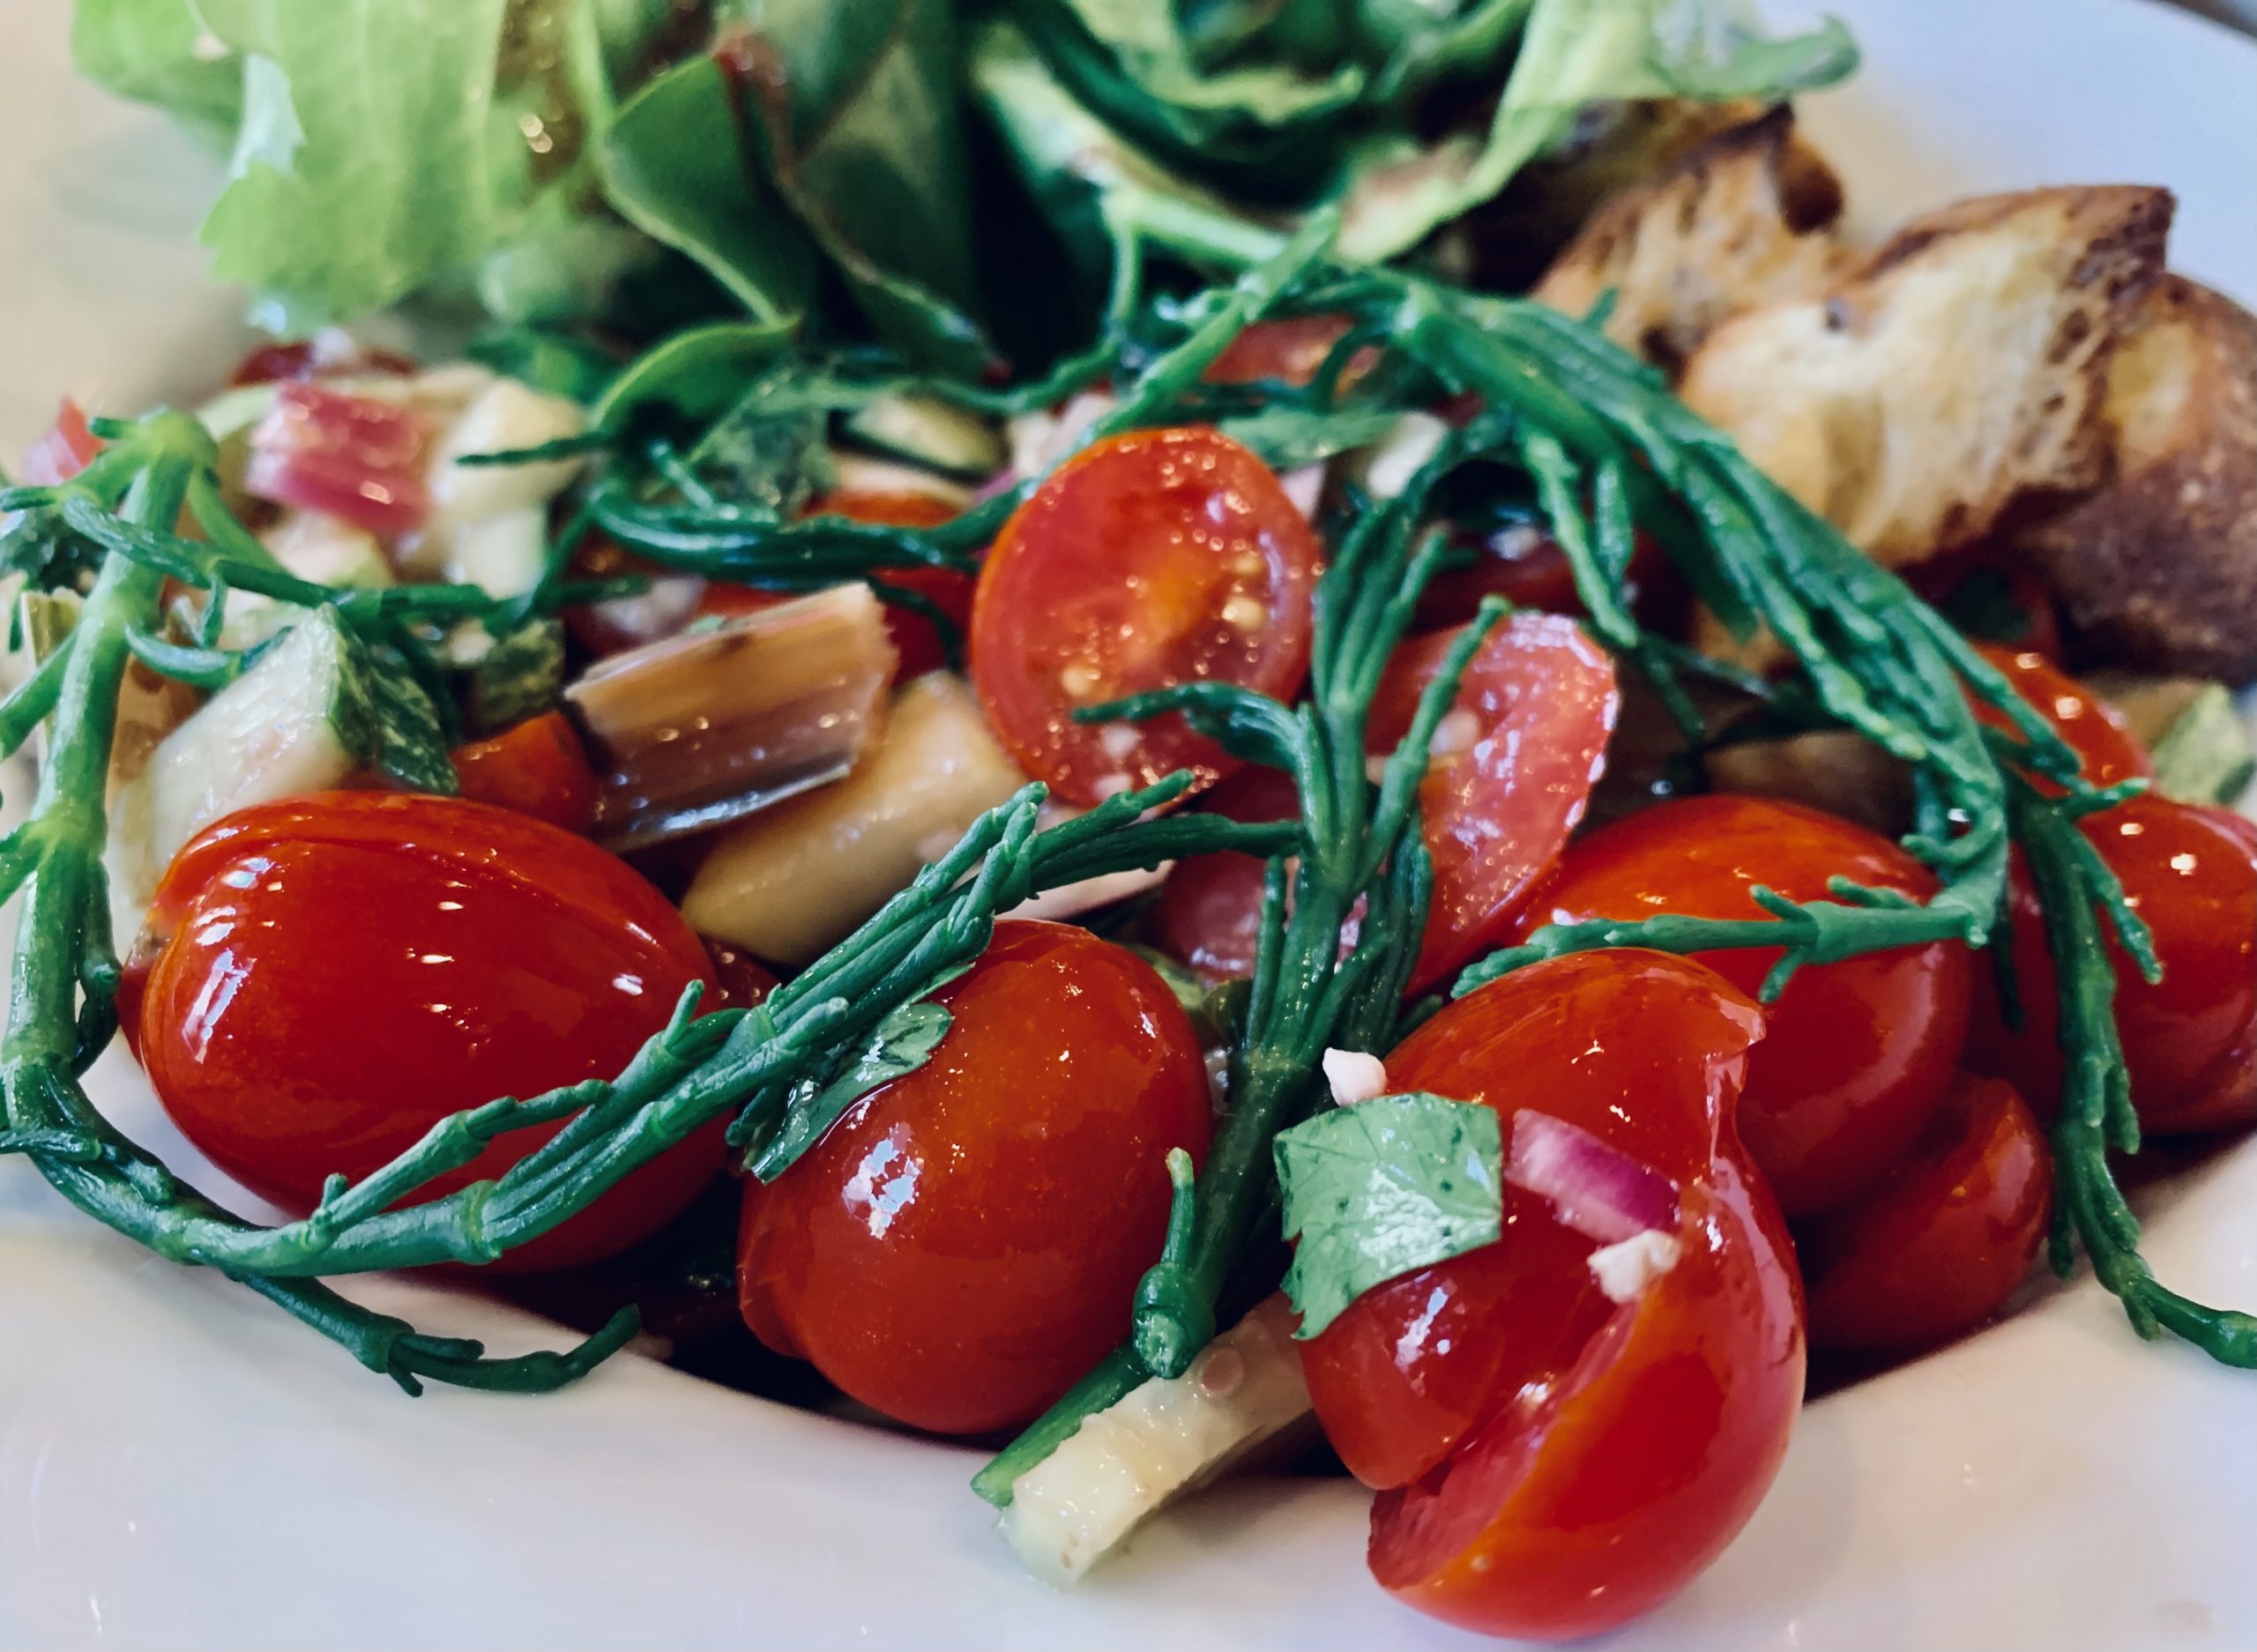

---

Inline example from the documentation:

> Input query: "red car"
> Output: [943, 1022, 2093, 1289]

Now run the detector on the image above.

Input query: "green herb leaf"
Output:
[746, 1000, 954, 1181]
[1275, 1090, 1503, 1339]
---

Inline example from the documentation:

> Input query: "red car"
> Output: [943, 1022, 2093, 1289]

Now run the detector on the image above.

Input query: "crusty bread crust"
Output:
[1680, 185, 2173, 570]
[1535, 106, 1845, 374]
[2011, 276, 2257, 682]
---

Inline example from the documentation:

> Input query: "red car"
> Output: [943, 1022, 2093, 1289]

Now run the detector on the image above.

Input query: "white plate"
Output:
[2, 3, 2253, 1648]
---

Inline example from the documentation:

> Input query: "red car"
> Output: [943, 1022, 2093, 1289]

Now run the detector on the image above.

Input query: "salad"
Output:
[4, 0, 2253, 1641]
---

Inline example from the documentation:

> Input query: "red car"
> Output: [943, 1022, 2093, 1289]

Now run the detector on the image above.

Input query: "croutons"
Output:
[1679, 185, 2173, 569]
[2008, 277, 2257, 683]
[1535, 107, 1846, 373]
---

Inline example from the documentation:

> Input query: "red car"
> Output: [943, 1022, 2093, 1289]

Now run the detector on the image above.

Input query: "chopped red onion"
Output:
[1505, 1110, 1679, 1243]
[244, 382, 433, 539]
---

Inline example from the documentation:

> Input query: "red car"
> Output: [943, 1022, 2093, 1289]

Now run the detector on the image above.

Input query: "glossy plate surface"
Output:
[2, 1, 2253, 1647]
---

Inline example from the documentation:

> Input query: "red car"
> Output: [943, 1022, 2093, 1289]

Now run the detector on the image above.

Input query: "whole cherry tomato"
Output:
[1300, 950, 1803, 1641]
[452, 710, 600, 834]
[1367, 612, 1620, 989]
[125, 793, 722, 1271]
[1799, 1073, 2052, 1356]
[1967, 796, 2256, 1134]
[970, 428, 1321, 805]
[1972, 644, 2151, 790]
[736, 921, 1212, 1434]
[1516, 796, 1974, 1216]
[697, 490, 973, 681]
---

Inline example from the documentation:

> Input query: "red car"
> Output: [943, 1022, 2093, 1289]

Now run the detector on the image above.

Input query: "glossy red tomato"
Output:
[1368, 613, 1620, 990]
[1972, 644, 2151, 790]
[697, 490, 973, 680]
[1300, 950, 1802, 1641]
[1967, 796, 2256, 1134]
[1412, 520, 1673, 632]
[701, 935, 783, 1014]
[125, 793, 722, 1270]
[452, 711, 599, 834]
[1516, 796, 1973, 1216]
[737, 921, 1212, 1434]
[1800, 1073, 2051, 1356]
[1152, 767, 1300, 982]
[970, 428, 1321, 806]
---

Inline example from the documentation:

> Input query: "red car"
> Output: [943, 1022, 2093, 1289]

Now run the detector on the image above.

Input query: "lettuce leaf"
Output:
[74, 0, 675, 332]
[1336, 0, 1857, 259]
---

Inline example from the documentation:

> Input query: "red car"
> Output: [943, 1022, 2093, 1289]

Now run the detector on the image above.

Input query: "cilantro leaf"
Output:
[1276, 1090, 1503, 1338]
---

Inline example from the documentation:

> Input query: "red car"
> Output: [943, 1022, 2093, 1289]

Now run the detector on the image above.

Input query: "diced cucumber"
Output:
[843, 391, 1006, 480]
[2089, 673, 2257, 807]
[466, 618, 566, 735]
[109, 606, 375, 912]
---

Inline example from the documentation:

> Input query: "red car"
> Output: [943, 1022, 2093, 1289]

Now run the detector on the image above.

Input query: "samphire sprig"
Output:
[0, 411, 1292, 1389]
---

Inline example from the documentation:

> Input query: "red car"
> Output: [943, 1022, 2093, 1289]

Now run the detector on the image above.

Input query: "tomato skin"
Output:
[1800, 1074, 2051, 1356]
[1967, 797, 2256, 1134]
[1368, 613, 1620, 989]
[970, 428, 1321, 806]
[452, 711, 600, 834]
[1203, 315, 1370, 389]
[1299, 951, 1803, 1642]
[696, 491, 972, 680]
[701, 936, 782, 1013]
[1516, 796, 1974, 1217]
[1972, 644, 2151, 790]
[126, 793, 721, 1271]
[736, 921, 1212, 1435]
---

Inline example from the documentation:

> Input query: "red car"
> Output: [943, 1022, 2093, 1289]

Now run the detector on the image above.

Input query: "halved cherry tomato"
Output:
[1152, 767, 1299, 982]
[1516, 796, 1973, 1216]
[736, 920, 1211, 1435]
[1300, 950, 1802, 1641]
[1369, 613, 1620, 989]
[1800, 1073, 2051, 1356]
[970, 428, 1321, 806]
[1413, 517, 1672, 631]
[452, 710, 599, 834]
[1967, 796, 2256, 1134]
[124, 793, 721, 1271]
[1203, 315, 1372, 389]
[1972, 644, 2151, 791]
[20, 398, 101, 486]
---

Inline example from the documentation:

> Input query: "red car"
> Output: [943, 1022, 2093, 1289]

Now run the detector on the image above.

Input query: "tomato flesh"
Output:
[1800, 1073, 2052, 1355]
[20, 398, 102, 487]
[1203, 315, 1371, 389]
[1968, 796, 2256, 1133]
[452, 711, 600, 834]
[1300, 950, 1802, 1641]
[1516, 795, 1974, 1217]
[971, 428, 1321, 805]
[737, 920, 1212, 1434]
[126, 793, 721, 1270]
[1368, 613, 1620, 989]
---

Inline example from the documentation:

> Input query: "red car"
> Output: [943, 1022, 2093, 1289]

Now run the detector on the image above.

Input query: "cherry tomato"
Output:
[452, 711, 599, 834]
[1300, 950, 1802, 1641]
[1516, 796, 1974, 1216]
[1972, 644, 2151, 791]
[701, 936, 782, 1012]
[697, 490, 973, 681]
[1152, 768, 1296, 982]
[737, 921, 1212, 1434]
[20, 398, 101, 487]
[1967, 796, 2256, 1134]
[1369, 613, 1621, 989]
[1203, 315, 1372, 389]
[970, 428, 1321, 806]
[1413, 518, 1673, 632]
[228, 339, 416, 386]
[1800, 1073, 2051, 1356]
[125, 793, 721, 1271]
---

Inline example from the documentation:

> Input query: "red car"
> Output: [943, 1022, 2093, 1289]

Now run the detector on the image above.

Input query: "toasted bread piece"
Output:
[2009, 277, 2257, 682]
[1535, 107, 1846, 374]
[1680, 186, 2173, 573]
